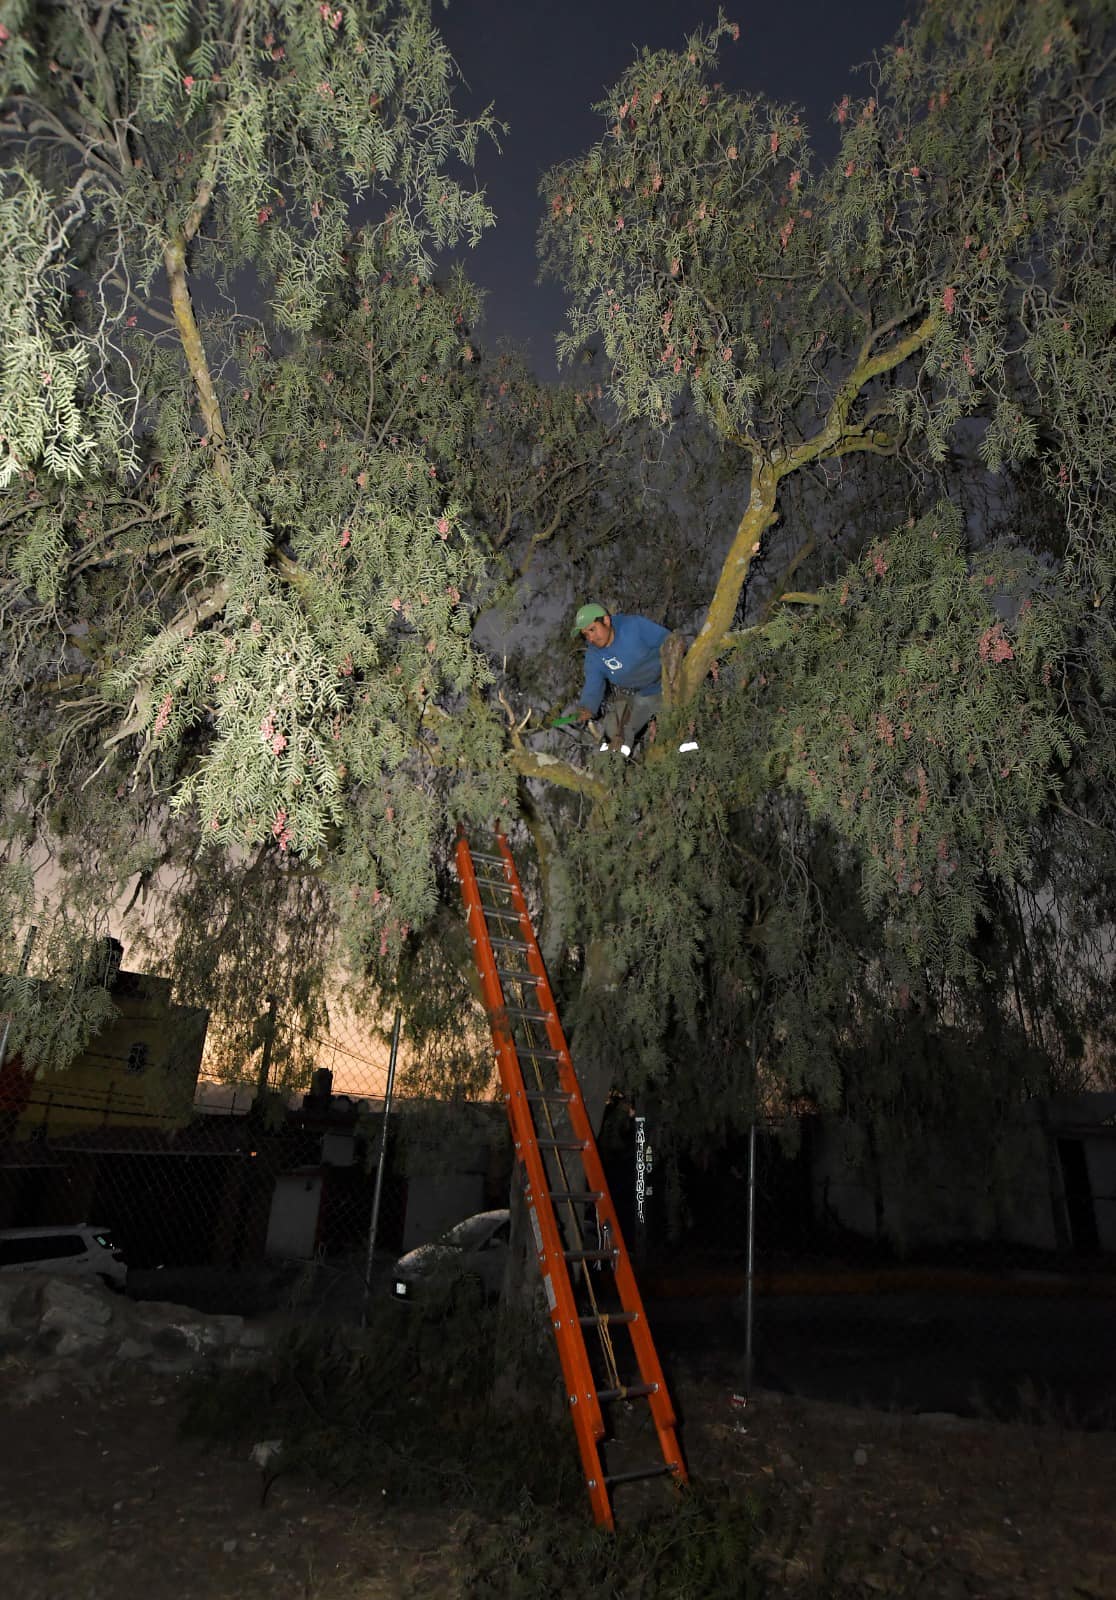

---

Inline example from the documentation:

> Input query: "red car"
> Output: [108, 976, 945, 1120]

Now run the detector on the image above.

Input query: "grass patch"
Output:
[461, 1485, 774, 1598]
[182, 1291, 584, 1512]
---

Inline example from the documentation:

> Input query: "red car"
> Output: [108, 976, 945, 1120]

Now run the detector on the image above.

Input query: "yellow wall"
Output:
[16, 976, 208, 1137]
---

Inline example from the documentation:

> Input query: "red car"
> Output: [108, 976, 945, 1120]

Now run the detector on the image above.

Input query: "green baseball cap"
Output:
[571, 602, 608, 638]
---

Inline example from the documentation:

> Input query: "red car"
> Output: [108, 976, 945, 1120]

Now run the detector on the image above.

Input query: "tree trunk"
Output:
[493, 1168, 564, 1414]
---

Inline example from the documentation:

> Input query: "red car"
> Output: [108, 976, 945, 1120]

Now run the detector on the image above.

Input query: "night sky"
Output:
[437, 0, 905, 376]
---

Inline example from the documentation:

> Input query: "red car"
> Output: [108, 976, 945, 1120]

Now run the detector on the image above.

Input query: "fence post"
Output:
[361, 1008, 402, 1327]
[742, 1117, 757, 1396]
[742, 1009, 761, 1397]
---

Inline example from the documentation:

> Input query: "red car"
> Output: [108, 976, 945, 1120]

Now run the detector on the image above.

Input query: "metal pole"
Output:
[743, 1117, 757, 1395]
[361, 1007, 402, 1327]
[0, 926, 39, 1074]
[742, 1000, 761, 1398]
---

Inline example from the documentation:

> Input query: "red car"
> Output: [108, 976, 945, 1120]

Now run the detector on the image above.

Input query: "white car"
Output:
[0, 1225, 127, 1286]
[391, 1209, 510, 1305]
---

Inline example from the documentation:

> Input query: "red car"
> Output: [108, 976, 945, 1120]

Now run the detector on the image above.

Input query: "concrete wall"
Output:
[1083, 1138, 1116, 1252]
[397, 1101, 510, 1250]
[401, 1173, 487, 1251]
[811, 1112, 1063, 1254]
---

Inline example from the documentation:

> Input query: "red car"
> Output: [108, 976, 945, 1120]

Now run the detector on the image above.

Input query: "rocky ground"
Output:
[686, 1383, 1116, 1598]
[0, 1270, 271, 1381]
[0, 1366, 458, 1599]
[1, 1354, 1114, 1598]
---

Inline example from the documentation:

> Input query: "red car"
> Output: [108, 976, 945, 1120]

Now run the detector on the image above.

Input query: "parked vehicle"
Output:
[390, 1209, 510, 1305]
[0, 1225, 127, 1286]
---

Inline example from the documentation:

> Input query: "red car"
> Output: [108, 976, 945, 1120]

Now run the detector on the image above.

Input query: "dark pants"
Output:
[601, 690, 662, 748]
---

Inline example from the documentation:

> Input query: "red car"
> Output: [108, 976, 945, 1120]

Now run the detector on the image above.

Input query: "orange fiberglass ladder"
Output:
[455, 824, 688, 1530]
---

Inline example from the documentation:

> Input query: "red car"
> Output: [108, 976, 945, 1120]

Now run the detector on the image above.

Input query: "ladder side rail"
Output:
[455, 835, 609, 1469]
[539, 1060, 683, 1450]
[455, 835, 547, 1125]
[493, 832, 688, 1469]
[488, 833, 624, 1241]
[492, 827, 648, 1258]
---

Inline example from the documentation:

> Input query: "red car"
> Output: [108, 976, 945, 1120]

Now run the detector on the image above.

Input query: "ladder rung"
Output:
[597, 1383, 657, 1404]
[603, 1463, 677, 1487]
[458, 833, 688, 1524]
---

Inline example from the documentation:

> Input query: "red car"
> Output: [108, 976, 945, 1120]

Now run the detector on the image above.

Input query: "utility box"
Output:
[265, 1169, 323, 1258]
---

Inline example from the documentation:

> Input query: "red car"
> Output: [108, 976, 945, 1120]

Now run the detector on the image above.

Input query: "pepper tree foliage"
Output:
[0, 0, 526, 1073]
[2, 0, 1114, 1170]
[0, 0, 665, 1088]
[526, 0, 1116, 1141]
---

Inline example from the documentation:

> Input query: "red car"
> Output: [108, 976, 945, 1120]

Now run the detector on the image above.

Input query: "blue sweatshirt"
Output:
[579, 613, 670, 714]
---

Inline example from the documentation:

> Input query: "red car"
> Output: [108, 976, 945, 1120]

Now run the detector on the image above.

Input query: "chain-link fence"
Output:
[2, 953, 1113, 1421]
[0, 966, 509, 1320]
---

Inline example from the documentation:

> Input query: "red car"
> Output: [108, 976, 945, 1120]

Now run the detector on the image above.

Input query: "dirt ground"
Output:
[1, 1361, 1114, 1599]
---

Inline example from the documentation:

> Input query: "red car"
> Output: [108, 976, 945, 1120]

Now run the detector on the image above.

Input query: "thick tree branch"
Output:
[783, 311, 937, 477]
[681, 455, 779, 699]
[681, 311, 937, 700]
[160, 10, 258, 469]
[506, 746, 608, 801]
[163, 234, 229, 476]
[180, 0, 255, 243]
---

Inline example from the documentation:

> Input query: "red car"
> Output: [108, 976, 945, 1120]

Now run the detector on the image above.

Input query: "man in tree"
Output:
[572, 602, 696, 756]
